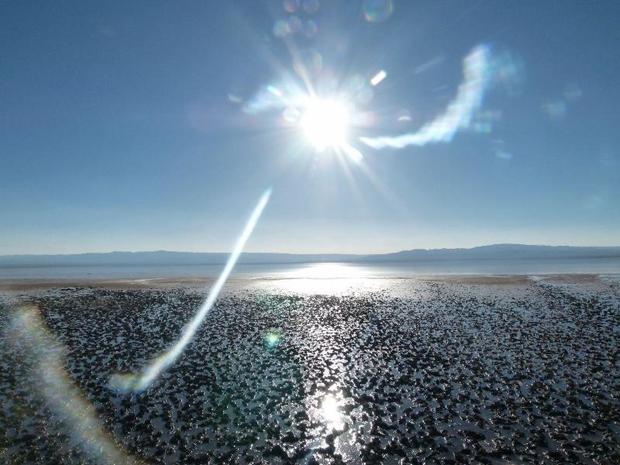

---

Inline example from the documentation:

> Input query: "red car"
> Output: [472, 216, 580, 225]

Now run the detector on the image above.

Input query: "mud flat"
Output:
[1, 275, 619, 464]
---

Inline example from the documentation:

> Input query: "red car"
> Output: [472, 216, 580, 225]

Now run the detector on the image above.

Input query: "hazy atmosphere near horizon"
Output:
[2, 0, 619, 255]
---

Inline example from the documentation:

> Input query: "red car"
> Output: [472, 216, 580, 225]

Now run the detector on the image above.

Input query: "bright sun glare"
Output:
[299, 98, 351, 152]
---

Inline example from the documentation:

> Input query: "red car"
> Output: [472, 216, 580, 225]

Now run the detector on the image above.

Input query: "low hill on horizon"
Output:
[1, 244, 620, 267]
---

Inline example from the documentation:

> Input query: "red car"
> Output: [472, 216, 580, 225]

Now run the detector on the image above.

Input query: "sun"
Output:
[299, 98, 351, 152]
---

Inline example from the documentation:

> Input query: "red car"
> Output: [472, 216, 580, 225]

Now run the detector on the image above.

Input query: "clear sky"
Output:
[1, 0, 619, 254]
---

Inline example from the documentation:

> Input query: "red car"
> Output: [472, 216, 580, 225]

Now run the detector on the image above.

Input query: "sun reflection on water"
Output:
[255, 262, 387, 294]
[320, 393, 345, 431]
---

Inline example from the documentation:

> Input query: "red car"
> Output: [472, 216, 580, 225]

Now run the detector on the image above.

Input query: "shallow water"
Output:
[1, 278, 619, 464]
[1, 257, 620, 280]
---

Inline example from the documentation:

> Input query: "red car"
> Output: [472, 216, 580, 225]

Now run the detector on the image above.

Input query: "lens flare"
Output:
[8, 306, 143, 465]
[110, 189, 272, 393]
[303, 0, 320, 14]
[362, 0, 394, 23]
[370, 69, 387, 86]
[263, 329, 283, 349]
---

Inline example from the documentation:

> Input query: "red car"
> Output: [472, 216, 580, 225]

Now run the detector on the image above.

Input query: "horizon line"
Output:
[3, 243, 620, 258]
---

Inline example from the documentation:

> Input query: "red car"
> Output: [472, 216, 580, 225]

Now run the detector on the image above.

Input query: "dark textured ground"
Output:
[1, 276, 619, 464]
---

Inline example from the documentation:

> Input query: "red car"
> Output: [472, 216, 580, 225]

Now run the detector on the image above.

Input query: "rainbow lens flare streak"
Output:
[9, 306, 143, 465]
[360, 45, 491, 149]
[109, 189, 272, 393]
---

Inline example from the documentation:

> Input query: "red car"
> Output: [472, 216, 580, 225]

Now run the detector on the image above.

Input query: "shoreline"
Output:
[0, 272, 611, 292]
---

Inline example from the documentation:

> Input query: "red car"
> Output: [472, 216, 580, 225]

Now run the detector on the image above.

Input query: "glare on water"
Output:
[320, 393, 345, 431]
[255, 262, 384, 294]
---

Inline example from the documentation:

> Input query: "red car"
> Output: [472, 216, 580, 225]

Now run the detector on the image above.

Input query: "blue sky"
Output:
[1, 0, 619, 254]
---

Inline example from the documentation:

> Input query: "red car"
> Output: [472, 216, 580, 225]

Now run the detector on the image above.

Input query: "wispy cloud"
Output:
[360, 45, 492, 149]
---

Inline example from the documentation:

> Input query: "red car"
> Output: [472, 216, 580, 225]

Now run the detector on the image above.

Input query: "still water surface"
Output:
[1, 257, 619, 280]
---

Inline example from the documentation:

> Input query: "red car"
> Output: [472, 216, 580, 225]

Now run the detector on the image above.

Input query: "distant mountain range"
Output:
[1, 244, 619, 267]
